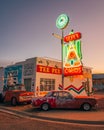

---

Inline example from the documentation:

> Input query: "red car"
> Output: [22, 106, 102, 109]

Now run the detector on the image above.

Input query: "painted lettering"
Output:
[39, 66, 50, 73]
[52, 68, 61, 74]
[37, 65, 61, 75]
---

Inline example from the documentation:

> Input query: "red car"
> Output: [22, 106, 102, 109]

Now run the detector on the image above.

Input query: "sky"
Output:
[0, 0, 104, 74]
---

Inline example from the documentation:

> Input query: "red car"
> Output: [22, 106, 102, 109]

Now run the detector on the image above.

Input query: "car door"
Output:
[5, 90, 12, 102]
[55, 91, 70, 108]
[62, 91, 76, 108]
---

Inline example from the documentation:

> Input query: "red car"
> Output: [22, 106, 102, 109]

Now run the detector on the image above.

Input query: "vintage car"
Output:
[2, 84, 34, 106]
[31, 90, 97, 111]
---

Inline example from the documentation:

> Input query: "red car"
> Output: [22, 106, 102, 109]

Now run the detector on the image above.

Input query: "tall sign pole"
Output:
[61, 29, 64, 89]
[56, 14, 69, 90]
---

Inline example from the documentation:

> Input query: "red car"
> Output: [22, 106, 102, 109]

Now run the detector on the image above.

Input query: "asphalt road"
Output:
[0, 92, 104, 130]
[0, 111, 104, 130]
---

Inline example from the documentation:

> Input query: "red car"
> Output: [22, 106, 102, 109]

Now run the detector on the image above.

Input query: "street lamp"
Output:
[54, 14, 69, 90]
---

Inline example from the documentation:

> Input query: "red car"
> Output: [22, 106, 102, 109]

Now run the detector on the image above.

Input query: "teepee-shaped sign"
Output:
[65, 42, 81, 67]
[63, 30, 83, 76]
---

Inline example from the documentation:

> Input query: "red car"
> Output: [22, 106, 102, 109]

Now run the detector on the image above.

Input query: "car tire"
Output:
[0, 93, 4, 103]
[11, 97, 17, 106]
[81, 103, 91, 111]
[41, 103, 50, 111]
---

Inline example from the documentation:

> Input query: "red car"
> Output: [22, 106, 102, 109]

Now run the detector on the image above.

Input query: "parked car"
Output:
[31, 90, 97, 111]
[1, 84, 34, 106]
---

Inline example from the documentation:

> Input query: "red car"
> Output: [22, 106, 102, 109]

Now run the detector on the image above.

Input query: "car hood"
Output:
[11, 90, 34, 96]
[19, 91, 34, 96]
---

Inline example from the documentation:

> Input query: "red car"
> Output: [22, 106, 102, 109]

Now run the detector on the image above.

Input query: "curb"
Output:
[0, 106, 104, 125]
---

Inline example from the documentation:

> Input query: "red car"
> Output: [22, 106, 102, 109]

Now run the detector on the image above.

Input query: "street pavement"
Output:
[1, 111, 104, 130]
[0, 93, 104, 126]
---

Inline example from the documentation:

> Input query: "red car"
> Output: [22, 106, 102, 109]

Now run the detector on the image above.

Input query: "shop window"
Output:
[40, 78, 55, 91]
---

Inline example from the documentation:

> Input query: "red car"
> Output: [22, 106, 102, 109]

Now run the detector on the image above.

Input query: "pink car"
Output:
[31, 90, 97, 111]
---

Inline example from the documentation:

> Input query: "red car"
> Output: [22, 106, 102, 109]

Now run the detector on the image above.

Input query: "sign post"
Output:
[56, 14, 69, 89]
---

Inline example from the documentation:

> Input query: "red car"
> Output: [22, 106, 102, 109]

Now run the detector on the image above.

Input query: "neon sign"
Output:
[56, 14, 69, 30]
[63, 30, 83, 76]
[64, 32, 81, 42]
[64, 66, 83, 76]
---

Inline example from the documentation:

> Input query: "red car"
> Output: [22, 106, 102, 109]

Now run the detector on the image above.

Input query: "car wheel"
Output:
[41, 103, 50, 111]
[0, 93, 4, 103]
[82, 103, 91, 111]
[11, 97, 17, 106]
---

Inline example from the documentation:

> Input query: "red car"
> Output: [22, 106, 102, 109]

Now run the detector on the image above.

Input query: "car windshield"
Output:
[44, 92, 52, 97]
[8, 84, 26, 91]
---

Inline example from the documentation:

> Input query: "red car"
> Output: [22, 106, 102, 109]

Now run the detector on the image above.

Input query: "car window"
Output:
[7, 85, 26, 91]
[58, 92, 64, 98]
[63, 92, 73, 99]
[8, 87, 15, 91]
[44, 92, 52, 97]
[53, 92, 58, 97]
[63, 92, 69, 98]
[57, 91, 73, 99]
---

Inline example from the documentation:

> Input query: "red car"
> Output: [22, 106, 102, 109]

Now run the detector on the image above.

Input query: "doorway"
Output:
[24, 78, 32, 91]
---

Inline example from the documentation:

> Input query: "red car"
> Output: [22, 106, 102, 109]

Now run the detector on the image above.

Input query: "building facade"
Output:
[1, 57, 93, 96]
[92, 74, 104, 91]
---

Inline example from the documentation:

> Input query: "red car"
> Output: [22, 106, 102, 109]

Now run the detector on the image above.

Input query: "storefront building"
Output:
[35, 57, 92, 96]
[1, 57, 92, 96]
[92, 74, 104, 91]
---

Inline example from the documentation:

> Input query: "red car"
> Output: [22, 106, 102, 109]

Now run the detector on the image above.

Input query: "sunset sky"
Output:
[0, 0, 104, 73]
